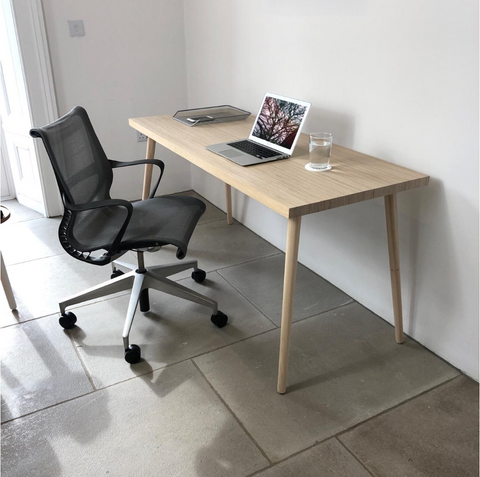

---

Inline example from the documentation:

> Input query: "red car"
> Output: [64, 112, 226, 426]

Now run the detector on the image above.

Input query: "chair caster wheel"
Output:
[192, 269, 206, 283]
[111, 269, 124, 279]
[211, 311, 228, 328]
[59, 312, 77, 329]
[124, 344, 141, 364]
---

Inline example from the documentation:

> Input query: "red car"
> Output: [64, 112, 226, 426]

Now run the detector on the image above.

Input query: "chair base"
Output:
[58, 254, 226, 362]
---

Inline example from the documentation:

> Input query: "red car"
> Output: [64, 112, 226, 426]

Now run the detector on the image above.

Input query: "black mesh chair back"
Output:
[32, 106, 112, 205]
[30, 107, 130, 265]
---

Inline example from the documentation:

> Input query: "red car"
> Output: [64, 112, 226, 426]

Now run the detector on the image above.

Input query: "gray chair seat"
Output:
[70, 195, 205, 258]
[123, 195, 205, 253]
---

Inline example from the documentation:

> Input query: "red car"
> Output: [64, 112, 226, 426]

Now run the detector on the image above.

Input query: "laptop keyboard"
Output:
[228, 140, 280, 159]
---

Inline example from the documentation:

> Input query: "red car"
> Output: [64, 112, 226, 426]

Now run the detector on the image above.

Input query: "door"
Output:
[0, 0, 62, 216]
[0, 0, 45, 213]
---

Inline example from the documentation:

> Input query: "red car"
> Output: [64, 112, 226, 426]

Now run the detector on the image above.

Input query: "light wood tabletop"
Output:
[129, 115, 429, 218]
[129, 114, 430, 394]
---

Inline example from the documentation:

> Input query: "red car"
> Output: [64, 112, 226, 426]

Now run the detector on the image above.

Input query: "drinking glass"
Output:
[306, 133, 333, 171]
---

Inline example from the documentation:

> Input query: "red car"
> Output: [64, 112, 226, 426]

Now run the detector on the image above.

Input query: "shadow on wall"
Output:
[298, 172, 477, 355]
[401, 177, 478, 342]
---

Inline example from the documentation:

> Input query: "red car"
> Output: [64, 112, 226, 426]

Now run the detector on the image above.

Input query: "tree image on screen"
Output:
[252, 97, 307, 148]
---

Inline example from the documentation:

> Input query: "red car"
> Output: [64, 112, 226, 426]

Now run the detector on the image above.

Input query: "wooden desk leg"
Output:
[277, 216, 302, 394]
[384, 194, 404, 343]
[1, 252, 16, 310]
[142, 137, 156, 200]
[225, 183, 233, 225]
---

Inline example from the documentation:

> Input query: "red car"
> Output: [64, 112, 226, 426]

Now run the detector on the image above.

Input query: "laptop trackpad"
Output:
[220, 149, 244, 159]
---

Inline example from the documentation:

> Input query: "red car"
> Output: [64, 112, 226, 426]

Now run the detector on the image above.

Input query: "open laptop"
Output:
[206, 93, 311, 166]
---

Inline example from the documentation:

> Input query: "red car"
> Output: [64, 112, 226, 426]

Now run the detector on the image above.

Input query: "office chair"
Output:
[30, 106, 227, 364]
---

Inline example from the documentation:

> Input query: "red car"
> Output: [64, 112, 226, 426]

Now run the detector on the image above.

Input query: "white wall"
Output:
[184, 0, 479, 379]
[41, 0, 191, 200]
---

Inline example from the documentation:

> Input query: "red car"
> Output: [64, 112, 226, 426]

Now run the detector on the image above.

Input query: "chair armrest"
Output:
[109, 159, 165, 199]
[63, 198, 133, 256]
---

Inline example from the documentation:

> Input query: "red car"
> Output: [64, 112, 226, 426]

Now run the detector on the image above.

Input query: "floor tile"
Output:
[1, 200, 43, 223]
[194, 303, 458, 462]
[1, 360, 269, 477]
[219, 254, 352, 325]
[133, 219, 280, 279]
[0, 254, 119, 325]
[68, 271, 276, 388]
[256, 439, 371, 477]
[1, 217, 63, 265]
[339, 376, 479, 477]
[1, 315, 93, 422]
[169, 190, 227, 225]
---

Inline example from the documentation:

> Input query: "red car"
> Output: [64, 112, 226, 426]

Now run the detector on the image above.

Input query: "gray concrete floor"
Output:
[1, 194, 478, 477]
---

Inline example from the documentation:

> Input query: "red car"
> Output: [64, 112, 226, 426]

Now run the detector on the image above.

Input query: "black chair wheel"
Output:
[111, 269, 125, 279]
[211, 311, 228, 328]
[59, 312, 77, 329]
[191, 269, 206, 283]
[124, 344, 141, 364]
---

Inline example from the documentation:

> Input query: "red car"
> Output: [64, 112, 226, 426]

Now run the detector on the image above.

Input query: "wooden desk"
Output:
[129, 115, 430, 393]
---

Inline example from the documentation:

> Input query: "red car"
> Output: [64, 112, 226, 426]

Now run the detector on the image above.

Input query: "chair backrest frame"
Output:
[30, 106, 113, 207]
[30, 106, 123, 266]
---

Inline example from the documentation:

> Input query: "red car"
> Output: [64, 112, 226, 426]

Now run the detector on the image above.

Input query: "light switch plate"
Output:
[68, 20, 85, 37]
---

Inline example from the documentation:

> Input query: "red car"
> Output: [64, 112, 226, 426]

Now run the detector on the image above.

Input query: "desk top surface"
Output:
[129, 115, 429, 218]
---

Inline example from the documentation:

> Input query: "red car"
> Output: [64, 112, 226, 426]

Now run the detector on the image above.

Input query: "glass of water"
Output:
[306, 132, 333, 171]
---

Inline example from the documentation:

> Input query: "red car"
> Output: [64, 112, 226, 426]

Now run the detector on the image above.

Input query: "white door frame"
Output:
[8, 0, 62, 216]
[1, 117, 16, 200]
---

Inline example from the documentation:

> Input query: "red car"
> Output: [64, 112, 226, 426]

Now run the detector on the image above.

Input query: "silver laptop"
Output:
[206, 93, 311, 166]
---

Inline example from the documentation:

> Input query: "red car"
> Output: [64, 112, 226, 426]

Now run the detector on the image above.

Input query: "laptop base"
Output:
[206, 142, 288, 166]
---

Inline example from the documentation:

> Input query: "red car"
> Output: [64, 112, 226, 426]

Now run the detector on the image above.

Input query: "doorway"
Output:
[0, 0, 62, 217]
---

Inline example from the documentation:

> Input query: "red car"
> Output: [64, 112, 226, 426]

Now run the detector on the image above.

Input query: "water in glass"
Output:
[309, 137, 332, 170]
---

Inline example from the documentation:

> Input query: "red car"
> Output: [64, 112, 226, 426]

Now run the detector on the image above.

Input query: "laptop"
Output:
[206, 93, 311, 166]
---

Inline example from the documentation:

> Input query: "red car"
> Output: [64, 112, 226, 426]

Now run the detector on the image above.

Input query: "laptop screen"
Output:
[251, 95, 309, 152]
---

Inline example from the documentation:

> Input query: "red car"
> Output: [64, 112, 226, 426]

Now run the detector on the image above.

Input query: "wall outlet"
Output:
[136, 131, 147, 142]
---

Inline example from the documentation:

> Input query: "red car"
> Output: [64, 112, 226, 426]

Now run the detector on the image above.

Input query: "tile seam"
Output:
[291, 299, 356, 325]
[335, 438, 376, 477]
[243, 374, 463, 477]
[1, 388, 96, 425]
[213, 251, 283, 274]
[191, 359, 273, 467]
[336, 374, 462, 441]
[0, 291, 132, 329]
[216, 271, 279, 329]
[243, 437, 337, 477]
[3, 250, 65, 267]
[66, 329, 97, 392]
